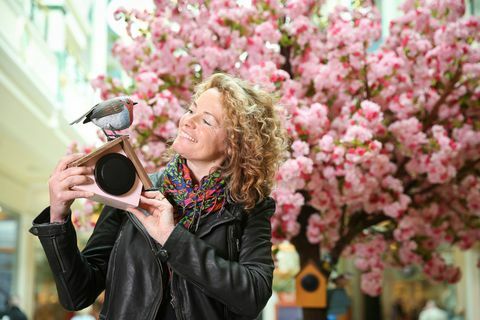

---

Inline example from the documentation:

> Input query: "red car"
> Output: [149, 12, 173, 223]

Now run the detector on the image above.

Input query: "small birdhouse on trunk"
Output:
[68, 136, 153, 210]
[295, 260, 327, 308]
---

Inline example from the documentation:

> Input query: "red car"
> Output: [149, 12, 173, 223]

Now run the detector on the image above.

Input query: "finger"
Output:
[61, 175, 95, 190]
[143, 191, 165, 199]
[129, 207, 149, 224]
[54, 153, 85, 174]
[62, 190, 95, 201]
[129, 205, 154, 217]
[69, 190, 95, 199]
[137, 201, 156, 213]
[137, 198, 164, 214]
[58, 166, 94, 181]
[142, 194, 169, 204]
[140, 196, 164, 207]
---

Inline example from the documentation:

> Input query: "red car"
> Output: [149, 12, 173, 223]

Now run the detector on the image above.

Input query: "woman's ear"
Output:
[226, 147, 233, 158]
[225, 133, 234, 157]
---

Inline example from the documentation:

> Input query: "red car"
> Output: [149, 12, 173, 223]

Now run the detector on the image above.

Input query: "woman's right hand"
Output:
[49, 153, 95, 223]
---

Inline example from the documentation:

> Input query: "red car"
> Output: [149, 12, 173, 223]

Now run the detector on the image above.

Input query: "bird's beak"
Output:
[133, 102, 138, 106]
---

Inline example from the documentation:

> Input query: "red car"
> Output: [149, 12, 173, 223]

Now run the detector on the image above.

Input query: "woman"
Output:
[30, 73, 288, 320]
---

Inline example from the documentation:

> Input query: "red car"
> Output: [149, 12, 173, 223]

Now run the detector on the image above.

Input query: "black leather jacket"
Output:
[30, 196, 275, 320]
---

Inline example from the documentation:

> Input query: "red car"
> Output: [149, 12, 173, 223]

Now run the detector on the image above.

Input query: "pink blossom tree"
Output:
[87, 0, 480, 317]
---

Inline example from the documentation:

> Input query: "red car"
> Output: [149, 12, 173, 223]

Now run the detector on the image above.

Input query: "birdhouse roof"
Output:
[68, 136, 153, 189]
[296, 260, 328, 280]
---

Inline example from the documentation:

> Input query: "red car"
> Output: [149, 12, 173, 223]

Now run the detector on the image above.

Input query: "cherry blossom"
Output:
[83, 0, 480, 296]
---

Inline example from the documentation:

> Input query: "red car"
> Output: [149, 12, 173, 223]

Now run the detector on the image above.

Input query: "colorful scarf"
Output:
[159, 154, 227, 232]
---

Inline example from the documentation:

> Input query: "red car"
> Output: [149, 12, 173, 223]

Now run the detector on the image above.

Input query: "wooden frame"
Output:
[67, 136, 153, 210]
[68, 136, 153, 190]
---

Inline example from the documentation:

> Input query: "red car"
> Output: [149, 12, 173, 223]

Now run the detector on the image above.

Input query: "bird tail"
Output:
[69, 115, 85, 125]
[70, 104, 97, 125]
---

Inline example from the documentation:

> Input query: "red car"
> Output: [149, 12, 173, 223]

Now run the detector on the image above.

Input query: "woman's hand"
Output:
[49, 153, 95, 223]
[128, 191, 175, 245]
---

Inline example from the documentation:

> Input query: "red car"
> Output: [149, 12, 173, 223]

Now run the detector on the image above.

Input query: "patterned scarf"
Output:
[159, 154, 227, 232]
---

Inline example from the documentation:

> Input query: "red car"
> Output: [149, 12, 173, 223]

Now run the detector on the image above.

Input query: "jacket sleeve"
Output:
[29, 205, 124, 311]
[162, 197, 275, 318]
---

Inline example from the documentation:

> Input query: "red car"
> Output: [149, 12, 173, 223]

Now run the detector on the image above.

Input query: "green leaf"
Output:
[474, 121, 480, 131]
[452, 119, 463, 128]
[280, 34, 293, 47]
[429, 138, 440, 151]
[327, 95, 337, 107]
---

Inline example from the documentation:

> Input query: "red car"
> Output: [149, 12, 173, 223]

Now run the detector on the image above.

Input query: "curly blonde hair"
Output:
[192, 73, 289, 210]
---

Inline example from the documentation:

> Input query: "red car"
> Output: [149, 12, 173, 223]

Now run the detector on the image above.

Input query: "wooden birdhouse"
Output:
[68, 136, 153, 210]
[295, 260, 327, 308]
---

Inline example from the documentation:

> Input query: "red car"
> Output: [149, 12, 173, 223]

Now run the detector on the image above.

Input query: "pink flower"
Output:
[292, 140, 310, 158]
[361, 270, 383, 296]
[135, 72, 162, 98]
[306, 214, 324, 244]
[343, 125, 373, 143]
[255, 21, 281, 43]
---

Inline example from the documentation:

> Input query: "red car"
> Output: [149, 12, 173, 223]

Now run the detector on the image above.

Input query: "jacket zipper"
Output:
[128, 213, 164, 320]
[223, 225, 239, 320]
[170, 272, 185, 320]
[228, 225, 235, 261]
[104, 221, 125, 320]
[51, 236, 75, 308]
[51, 236, 66, 272]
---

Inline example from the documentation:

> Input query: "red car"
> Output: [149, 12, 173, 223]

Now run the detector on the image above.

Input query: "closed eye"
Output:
[184, 106, 216, 127]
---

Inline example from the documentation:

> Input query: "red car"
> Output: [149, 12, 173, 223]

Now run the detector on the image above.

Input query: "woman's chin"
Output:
[172, 141, 192, 158]
[172, 141, 182, 153]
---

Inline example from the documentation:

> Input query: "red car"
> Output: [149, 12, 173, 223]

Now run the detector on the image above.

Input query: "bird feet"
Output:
[103, 129, 128, 141]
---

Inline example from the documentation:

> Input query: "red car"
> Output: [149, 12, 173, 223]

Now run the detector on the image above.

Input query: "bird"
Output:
[70, 96, 138, 140]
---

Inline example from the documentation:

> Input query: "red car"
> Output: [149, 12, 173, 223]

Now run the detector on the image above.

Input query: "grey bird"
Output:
[70, 96, 137, 140]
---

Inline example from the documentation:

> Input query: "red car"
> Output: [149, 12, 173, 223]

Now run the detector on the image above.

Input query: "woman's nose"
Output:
[184, 113, 198, 128]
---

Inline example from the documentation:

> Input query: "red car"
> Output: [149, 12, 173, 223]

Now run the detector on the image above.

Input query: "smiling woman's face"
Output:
[172, 88, 228, 166]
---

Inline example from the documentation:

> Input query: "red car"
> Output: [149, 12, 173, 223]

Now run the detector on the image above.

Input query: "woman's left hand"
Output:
[128, 191, 175, 245]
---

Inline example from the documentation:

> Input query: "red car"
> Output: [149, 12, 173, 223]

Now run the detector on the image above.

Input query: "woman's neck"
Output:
[186, 159, 221, 184]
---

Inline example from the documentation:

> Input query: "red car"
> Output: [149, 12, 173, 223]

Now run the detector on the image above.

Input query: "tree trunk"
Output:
[364, 295, 383, 320]
[291, 205, 328, 320]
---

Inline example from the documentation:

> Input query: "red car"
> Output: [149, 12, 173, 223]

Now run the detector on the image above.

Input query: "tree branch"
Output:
[339, 205, 347, 237]
[280, 44, 293, 78]
[408, 158, 480, 196]
[330, 212, 393, 265]
[455, 158, 480, 182]
[454, 76, 479, 90]
[425, 66, 462, 129]
[412, 183, 439, 196]
[363, 44, 371, 100]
